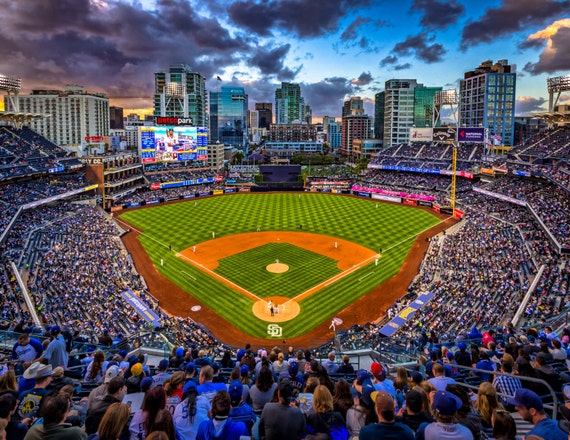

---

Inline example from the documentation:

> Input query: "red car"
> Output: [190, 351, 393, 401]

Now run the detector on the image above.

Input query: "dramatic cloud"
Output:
[410, 0, 464, 30]
[249, 44, 299, 80]
[461, 0, 569, 50]
[380, 55, 398, 66]
[516, 96, 547, 114]
[394, 63, 412, 71]
[341, 17, 371, 41]
[302, 77, 354, 118]
[393, 33, 446, 63]
[522, 19, 570, 74]
[227, 0, 369, 38]
[351, 72, 373, 86]
[0, 0, 250, 104]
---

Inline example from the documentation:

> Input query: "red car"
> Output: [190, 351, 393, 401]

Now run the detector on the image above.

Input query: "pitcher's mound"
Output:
[252, 296, 300, 322]
[266, 263, 289, 273]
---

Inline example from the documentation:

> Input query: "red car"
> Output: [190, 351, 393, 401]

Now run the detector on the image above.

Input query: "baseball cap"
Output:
[131, 363, 143, 377]
[228, 379, 243, 405]
[288, 361, 299, 376]
[105, 365, 120, 383]
[240, 364, 249, 376]
[175, 347, 184, 357]
[370, 362, 385, 379]
[183, 380, 197, 395]
[457, 342, 466, 350]
[50, 325, 61, 334]
[411, 371, 423, 384]
[372, 391, 395, 415]
[158, 359, 169, 371]
[140, 377, 153, 393]
[356, 369, 369, 384]
[506, 388, 543, 411]
[433, 390, 462, 416]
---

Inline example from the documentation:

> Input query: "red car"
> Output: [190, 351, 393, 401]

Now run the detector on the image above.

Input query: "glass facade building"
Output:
[414, 86, 442, 128]
[153, 64, 206, 127]
[275, 82, 305, 124]
[460, 60, 516, 146]
[209, 86, 248, 147]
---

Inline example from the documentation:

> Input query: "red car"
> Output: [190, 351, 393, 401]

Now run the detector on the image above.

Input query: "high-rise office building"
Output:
[328, 121, 341, 150]
[342, 96, 364, 117]
[460, 59, 516, 146]
[209, 86, 248, 147]
[255, 102, 273, 129]
[383, 79, 420, 147]
[341, 97, 372, 157]
[110, 106, 124, 129]
[275, 82, 305, 123]
[7, 85, 109, 146]
[374, 92, 385, 140]
[153, 64, 206, 127]
[414, 86, 441, 128]
[269, 123, 317, 142]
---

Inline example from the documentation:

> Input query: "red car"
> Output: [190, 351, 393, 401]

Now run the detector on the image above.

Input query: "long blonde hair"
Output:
[474, 381, 503, 425]
[312, 385, 334, 413]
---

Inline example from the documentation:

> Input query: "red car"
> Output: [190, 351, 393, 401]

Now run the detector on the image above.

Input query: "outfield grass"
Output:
[119, 193, 442, 339]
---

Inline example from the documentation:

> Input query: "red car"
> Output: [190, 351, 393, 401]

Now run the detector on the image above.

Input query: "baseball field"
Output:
[118, 193, 448, 344]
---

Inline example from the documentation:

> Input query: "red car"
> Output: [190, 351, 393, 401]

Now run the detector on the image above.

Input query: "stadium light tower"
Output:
[433, 89, 460, 210]
[547, 74, 570, 113]
[0, 74, 22, 113]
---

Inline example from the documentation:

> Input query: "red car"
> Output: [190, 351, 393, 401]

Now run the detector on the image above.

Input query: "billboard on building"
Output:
[432, 127, 457, 142]
[409, 127, 433, 142]
[139, 126, 208, 163]
[457, 127, 485, 143]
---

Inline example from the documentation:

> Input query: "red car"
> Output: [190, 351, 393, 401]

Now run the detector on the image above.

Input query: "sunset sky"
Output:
[0, 0, 568, 120]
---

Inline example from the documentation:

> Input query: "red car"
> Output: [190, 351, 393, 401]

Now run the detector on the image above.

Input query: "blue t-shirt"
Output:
[528, 417, 567, 440]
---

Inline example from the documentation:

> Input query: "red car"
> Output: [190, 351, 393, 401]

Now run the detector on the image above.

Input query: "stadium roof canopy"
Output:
[0, 111, 45, 129]
[532, 111, 570, 125]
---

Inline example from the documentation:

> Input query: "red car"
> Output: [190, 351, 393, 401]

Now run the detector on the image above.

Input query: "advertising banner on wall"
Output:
[432, 127, 457, 142]
[409, 127, 433, 142]
[457, 127, 485, 143]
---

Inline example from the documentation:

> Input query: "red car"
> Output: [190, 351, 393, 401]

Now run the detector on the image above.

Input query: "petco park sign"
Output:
[155, 116, 193, 126]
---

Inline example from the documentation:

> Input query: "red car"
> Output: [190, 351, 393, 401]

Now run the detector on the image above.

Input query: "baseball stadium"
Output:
[0, 72, 569, 438]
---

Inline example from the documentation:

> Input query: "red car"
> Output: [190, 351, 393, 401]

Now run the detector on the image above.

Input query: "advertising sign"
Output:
[155, 116, 193, 126]
[433, 127, 457, 142]
[409, 127, 433, 142]
[140, 126, 208, 163]
[457, 127, 485, 143]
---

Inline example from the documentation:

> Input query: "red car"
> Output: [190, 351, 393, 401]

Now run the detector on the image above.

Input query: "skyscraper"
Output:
[209, 86, 248, 147]
[341, 96, 372, 157]
[460, 59, 516, 146]
[414, 86, 441, 128]
[153, 64, 206, 127]
[110, 106, 124, 129]
[374, 92, 385, 140]
[383, 79, 419, 147]
[255, 102, 273, 129]
[275, 82, 305, 124]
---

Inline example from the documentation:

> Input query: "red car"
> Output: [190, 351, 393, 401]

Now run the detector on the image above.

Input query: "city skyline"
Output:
[0, 0, 568, 121]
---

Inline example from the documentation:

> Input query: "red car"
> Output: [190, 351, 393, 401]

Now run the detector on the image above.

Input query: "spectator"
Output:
[84, 350, 107, 383]
[359, 391, 414, 440]
[321, 351, 339, 375]
[23, 393, 86, 439]
[259, 380, 306, 440]
[507, 388, 566, 440]
[491, 409, 517, 440]
[38, 326, 68, 370]
[196, 366, 227, 403]
[419, 390, 473, 440]
[91, 402, 130, 440]
[395, 389, 433, 432]
[428, 363, 456, 392]
[173, 386, 211, 440]
[85, 376, 127, 436]
[196, 390, 248, 440]
[332, 379, 353, 421]
[492, 362, 522, 409]
[11, 333, 43, 369]
[17, 364, 53, 421]
[248, 366, 276, 415]
[473, 382, 504, 436]
[129, 386, 167, 440]
[306, 385, 346, 438]
[227, 380, 256, 435]
[338, 355, 355, 375]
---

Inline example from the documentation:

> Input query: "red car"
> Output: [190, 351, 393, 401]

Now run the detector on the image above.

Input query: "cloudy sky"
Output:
[0, 0, 568, 121]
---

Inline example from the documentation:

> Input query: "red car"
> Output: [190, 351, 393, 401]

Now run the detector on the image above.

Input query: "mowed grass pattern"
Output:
[215, 243, 341, 299]
[119, 193, 443, 339]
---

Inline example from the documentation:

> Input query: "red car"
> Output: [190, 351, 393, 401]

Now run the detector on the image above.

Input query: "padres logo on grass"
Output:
[267, 324, 282, 338]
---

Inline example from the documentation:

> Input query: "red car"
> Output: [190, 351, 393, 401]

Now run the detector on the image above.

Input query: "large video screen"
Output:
[140, 126, 208, 163]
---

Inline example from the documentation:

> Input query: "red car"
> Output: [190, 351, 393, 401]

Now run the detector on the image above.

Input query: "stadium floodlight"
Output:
[547, 74, 570, 112]
[0, 74, 21, 93]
